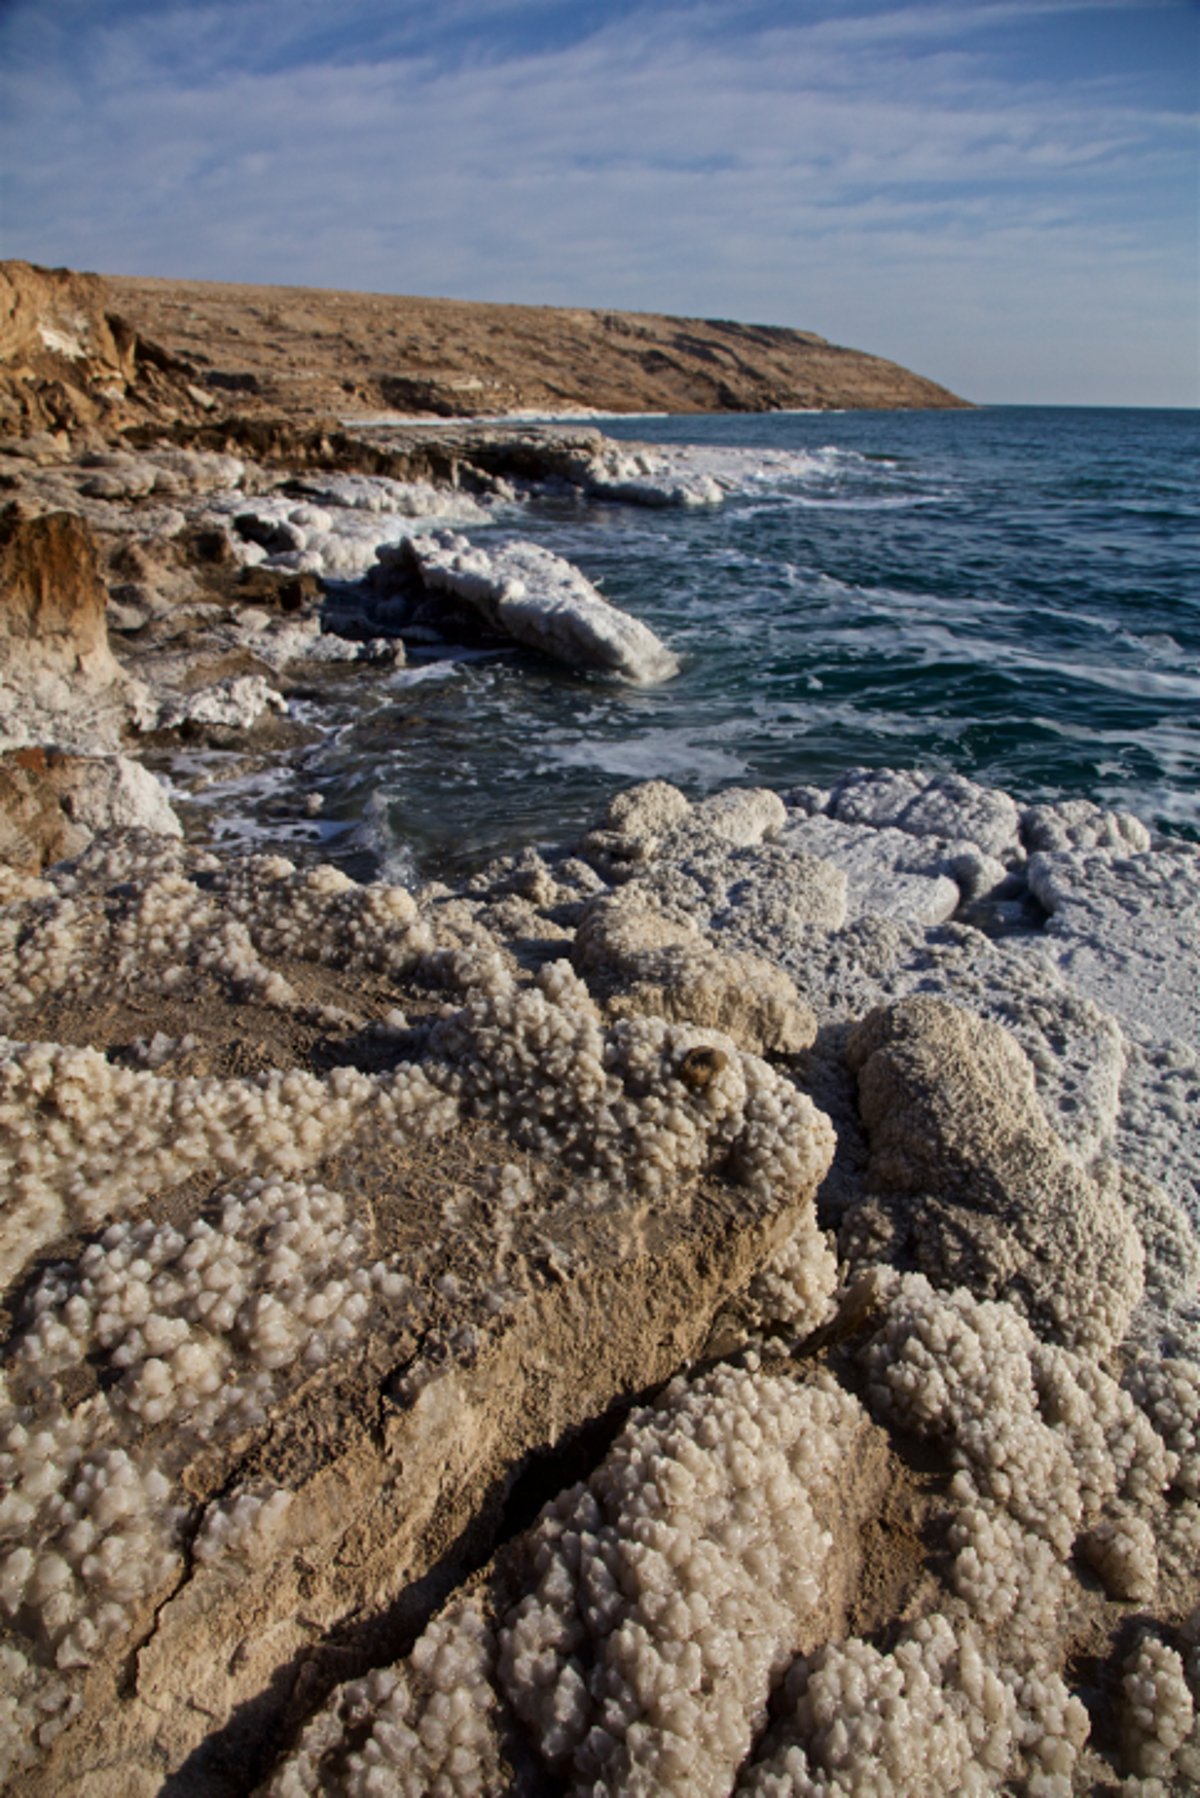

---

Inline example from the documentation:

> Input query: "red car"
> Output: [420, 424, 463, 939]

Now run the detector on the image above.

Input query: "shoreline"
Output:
[1, 754, 1198, 1791]
[1, 264, 1197, 1790]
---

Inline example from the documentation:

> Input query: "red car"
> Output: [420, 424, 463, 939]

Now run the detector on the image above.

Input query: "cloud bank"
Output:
[1, 0, 1195, 404]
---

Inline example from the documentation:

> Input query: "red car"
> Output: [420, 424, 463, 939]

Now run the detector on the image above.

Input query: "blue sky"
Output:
[1, 0, 1196, 405]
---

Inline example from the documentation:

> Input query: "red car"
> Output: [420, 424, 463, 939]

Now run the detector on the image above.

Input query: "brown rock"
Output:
[0, 503, 114, 678]
[0, 260, 205, 437]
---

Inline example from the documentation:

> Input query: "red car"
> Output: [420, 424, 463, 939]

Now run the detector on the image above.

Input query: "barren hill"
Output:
[100, 270, 968, 419]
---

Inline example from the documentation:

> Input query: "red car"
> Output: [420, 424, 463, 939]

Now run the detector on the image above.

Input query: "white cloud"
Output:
[0, 0, 1194, 403]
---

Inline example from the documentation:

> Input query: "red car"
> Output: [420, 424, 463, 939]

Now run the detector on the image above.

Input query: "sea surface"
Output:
[174, 405, 1200, 880]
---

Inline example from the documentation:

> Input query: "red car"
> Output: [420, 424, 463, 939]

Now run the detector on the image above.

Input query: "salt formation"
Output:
[737, 1614, 1087, 1796]
[205, 478, 494, 581]
[573, 895, 817, 1055]
[425, 958, 834, 1203]
[271, 1364, 869, 1798]
[266, 1598, 504, 1798]
[152, 672, 288, 731]
[497, 1366, 863, 1795]
[405, 530, 681, 683]
[561, 441, 726, 508]
[0, 766, 1197, 1794]
[845, 995, 1144, 1352]
[0, 1179, 414, 1673]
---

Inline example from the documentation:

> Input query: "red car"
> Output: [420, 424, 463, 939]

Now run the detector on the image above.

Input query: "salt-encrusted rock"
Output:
[0, 844, 844, 1793]
[1027, 841, 1200, 1045]
[405, 529, 680, 683]
[0, 505, 150, 746]
[1021, 796, 1152, 855]
[623, 838, 850, 944]
[826, 766, 1023, 860]
[846, 995, 1144, 1351]
[209, 481, 492, 581]
[688, 786, 787, 847]
[0, 748, 180, 875]
[270, 1363, 880, 1798]
[573, 897, 817, 1056]
[0, 749, 91, 873]
[154, 673, 288, 732]
[562, 442, 726, 508]
[778, 813, 963, 926]
[578, 779, 694, 877]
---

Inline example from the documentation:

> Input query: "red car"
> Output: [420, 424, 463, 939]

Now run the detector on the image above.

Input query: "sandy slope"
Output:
[103, 270, 969, 419]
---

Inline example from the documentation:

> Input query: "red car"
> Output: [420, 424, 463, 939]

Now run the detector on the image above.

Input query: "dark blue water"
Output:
[193, 406, 1200, 877]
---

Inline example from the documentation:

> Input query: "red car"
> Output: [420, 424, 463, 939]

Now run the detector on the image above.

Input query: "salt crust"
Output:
[738, 1615, 1086, 1797]
[266, 1597, 503, 1798]
[273, 1365, 866, 1798]
[406, 530, 681, 684]
[204, 479, 493, 581]
[271, 1267, 1181, 1795]
[0, 1179, 411, 1669]
[1120, 1634, 1199, 1786]
[2, 770, 1199, 1791]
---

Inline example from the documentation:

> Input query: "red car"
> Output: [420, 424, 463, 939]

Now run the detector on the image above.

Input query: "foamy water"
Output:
[163, 405, 1200, 877]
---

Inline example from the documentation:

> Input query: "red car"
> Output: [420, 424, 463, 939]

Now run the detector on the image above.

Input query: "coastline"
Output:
[1, 263, 1197, 1792]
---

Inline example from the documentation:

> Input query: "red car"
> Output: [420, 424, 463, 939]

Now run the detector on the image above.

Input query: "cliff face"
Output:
[100, 270, 970, 419]
[0, 262, 207, 438]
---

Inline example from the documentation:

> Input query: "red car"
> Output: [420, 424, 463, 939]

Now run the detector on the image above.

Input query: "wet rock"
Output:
[404, 531, 680, 684]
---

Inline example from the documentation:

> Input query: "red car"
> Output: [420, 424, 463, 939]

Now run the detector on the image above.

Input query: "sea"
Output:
[171, 405, 1200, 882]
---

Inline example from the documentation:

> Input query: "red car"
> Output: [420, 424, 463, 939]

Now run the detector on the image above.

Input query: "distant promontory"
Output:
[1, 260, 968, 439]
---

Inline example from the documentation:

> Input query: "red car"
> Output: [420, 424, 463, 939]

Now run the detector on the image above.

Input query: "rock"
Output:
[0, 748, 91, 871]
[0, 747, 180, 871]
[0, 504, 152, 746]
[845, 995, 1144, 1352]
[827, 767, 1023, 861]
[561, 442, 726, 507]
[689, 787, 787, 846]
[0, 260, 207, 436]
[0, 848, 835, 1791]
[154, 674, 288, 732]
[574, 897, 817, 1055]
[1026, 842, 1200, 1046]
[1021, 798, 1152, 855]
[404, 530, 680, 684]
[779, 814, 962, 926]
[0, 504, 116, 683]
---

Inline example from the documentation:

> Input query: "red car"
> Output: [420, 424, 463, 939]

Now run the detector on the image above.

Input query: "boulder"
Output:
[0, 747, 180, 870]
[845, 995, 1143, 1352]
[404, 530, 680, 683]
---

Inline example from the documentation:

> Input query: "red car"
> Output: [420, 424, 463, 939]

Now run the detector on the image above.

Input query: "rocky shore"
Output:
[0, 261, 1197, 1795]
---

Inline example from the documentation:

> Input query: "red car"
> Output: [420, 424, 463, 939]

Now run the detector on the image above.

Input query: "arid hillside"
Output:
[103, 269, 969, 419]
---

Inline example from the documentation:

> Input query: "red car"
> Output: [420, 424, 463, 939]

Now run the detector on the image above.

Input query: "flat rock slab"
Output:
[778, 815, 962, 927]
[1027, 842, 1200, 1047]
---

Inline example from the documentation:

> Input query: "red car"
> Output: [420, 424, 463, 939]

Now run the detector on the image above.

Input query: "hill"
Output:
[0, 260, 967, 437]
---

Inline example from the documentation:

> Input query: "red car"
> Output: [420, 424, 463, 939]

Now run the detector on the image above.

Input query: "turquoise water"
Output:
[226, 406, 1200, 877]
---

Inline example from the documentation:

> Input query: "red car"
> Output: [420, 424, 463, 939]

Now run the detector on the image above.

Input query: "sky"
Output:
[0, 0, 1196, 406]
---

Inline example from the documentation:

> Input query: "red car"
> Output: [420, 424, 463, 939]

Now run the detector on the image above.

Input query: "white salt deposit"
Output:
[406, 530, 681, 683]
